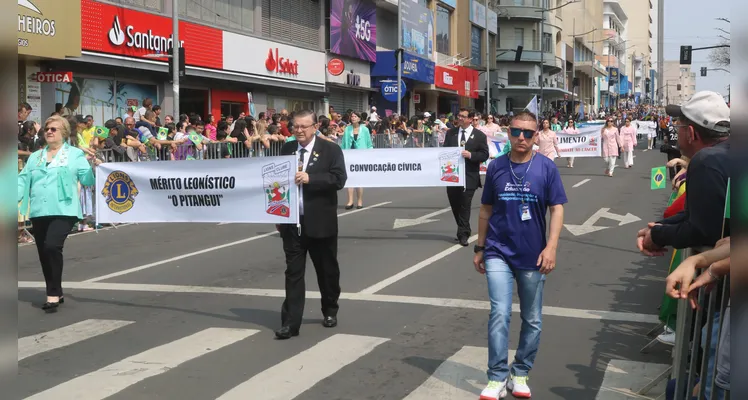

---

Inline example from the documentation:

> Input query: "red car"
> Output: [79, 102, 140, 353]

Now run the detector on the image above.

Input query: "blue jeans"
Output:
[485, 257, 546, 382]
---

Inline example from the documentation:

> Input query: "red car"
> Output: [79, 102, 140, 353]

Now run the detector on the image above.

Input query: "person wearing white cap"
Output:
[637, 90, 730, 256]
[369, 106, 379, 123]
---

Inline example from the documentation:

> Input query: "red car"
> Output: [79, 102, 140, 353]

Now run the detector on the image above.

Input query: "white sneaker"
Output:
[507, 375, 532, 398]
[479, 379, 507, 400]
[656, 327, 676, 346]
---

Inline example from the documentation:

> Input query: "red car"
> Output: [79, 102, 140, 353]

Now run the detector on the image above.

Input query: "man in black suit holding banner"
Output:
[275, 110, 347, 339]
[443, 108, 489, 246]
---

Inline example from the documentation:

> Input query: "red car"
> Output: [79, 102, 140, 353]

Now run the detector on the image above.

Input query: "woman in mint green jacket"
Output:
[340, 112, 373, 209]
[17, 115, 100, 312]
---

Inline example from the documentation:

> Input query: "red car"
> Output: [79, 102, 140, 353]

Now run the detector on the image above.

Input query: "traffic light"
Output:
[515, 45, 523, 62]
[679, 45, 692, 65]
[168, 46, 186, 79]
[701, 67, 707, 77]
[677, 84, 682, 91]
[645, 78, 650, 92]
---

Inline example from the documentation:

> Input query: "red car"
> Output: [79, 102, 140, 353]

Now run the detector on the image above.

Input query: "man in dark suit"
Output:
[275, 110, 348, 339]
[443, 108, 489, 246]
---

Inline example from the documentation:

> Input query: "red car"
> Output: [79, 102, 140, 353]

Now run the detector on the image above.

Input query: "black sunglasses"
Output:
[509, 127, 536, 138]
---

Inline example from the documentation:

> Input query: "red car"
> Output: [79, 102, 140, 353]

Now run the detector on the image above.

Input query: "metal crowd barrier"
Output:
[94, 133, 445, 163]
[672, 246, 730, 400]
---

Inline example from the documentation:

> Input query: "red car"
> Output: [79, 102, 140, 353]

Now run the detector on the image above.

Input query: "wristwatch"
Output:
[474, 245, 485, 253]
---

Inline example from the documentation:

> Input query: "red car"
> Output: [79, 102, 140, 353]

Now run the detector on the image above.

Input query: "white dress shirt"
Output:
[458, 125, 473, 145]
[297, 136, 316, 216]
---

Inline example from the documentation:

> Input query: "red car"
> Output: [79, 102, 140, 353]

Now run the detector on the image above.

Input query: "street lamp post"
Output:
[536, 0, 579, 114]
[172, 0, 179, 118]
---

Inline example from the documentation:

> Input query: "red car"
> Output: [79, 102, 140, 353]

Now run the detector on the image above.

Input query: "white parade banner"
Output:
[480, 137, 508, 175]
[342, 147, 465, 188]
[95, 157, 299, 224]
[556, 124, 603, 158]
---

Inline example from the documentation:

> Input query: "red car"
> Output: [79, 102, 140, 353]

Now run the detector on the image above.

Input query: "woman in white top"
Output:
[563, 119, 580, 168]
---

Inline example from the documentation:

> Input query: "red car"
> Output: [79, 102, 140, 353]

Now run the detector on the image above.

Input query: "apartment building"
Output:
[618, 0, 658, 103]
[560, 0, 605, 115]
[662, 61, 696, 105]
[597, 0, 628, 108]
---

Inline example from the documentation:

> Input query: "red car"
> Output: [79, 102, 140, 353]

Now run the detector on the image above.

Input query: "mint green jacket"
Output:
[18, 143, 95, 219]
[340, 125, 373, 150]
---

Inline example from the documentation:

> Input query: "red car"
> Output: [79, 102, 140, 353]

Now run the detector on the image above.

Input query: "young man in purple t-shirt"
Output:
[473, 111, 567, 399]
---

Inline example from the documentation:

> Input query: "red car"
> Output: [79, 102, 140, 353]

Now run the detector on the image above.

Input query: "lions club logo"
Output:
[101, 171, 138, 214]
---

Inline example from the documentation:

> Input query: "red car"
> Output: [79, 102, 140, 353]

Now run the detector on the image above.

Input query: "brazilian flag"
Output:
[658, 190, 682, 330]
[94, 126, 109, 139]
[651, 166, 667, 190]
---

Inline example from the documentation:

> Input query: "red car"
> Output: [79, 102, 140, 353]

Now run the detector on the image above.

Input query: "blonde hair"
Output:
[45, 115, 72, 139]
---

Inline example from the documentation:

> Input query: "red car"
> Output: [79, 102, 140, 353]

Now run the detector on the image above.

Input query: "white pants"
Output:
[604, 156, 617, 174]
[623, 150, 634, 167]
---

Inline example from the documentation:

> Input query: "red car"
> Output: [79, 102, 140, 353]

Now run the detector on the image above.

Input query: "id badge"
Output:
[520, 204, 531, 221]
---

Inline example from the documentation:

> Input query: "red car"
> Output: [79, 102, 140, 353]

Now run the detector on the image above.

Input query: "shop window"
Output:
[182, 0, 254, 32]
[436, 5, 451, 55]
[221, 101, 245, 119]
[56, 77, 116, 124]
[267, 96, 315, 115]
[116, 82, 159, 119]
[261, 0, 320, 50]
[507, 71, 529, 86]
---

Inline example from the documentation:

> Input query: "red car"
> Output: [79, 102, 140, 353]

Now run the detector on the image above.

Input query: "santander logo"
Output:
[108, 16, 125, 46]
[265, 48, 298, 75]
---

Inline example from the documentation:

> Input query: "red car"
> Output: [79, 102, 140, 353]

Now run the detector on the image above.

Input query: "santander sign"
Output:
[108, 15, 184, 51]
[265, 48, 298, 75]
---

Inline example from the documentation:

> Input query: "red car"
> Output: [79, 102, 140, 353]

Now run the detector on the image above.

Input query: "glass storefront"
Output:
[267, 96, 315, 115]
[55, 77, 157, 123]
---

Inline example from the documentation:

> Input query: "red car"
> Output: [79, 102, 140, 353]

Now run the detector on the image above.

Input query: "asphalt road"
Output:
[18, 145, 676, 400]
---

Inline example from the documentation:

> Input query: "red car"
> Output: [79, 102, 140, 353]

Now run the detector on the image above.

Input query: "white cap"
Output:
[665, 90, 730, 133]
[423, 112, 431, 118]
[371, 106, 376, 111]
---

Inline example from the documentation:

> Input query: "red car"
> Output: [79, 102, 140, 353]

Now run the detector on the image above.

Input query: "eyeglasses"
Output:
[293, 124, 315, 131]
[45, 127, 58, 133]
[509, 127, 536, 138]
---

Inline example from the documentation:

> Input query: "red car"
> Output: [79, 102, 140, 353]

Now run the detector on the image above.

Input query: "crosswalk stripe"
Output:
[404, 346, 516, 399]
[19, 319, 134, 361]
[216, 334, 389, 400]
[24, 327, 259, 400]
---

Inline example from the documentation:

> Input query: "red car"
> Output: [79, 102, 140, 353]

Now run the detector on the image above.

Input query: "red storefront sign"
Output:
[435, 65, 479, 99]
[327, 58, 345, 76]
[265, 48, 299, 75]
[36, 72, 73, 83]
[80, 0, 223, 69]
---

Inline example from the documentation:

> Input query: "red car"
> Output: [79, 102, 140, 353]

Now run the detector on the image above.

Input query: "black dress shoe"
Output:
[345, 204, 354, 210]
[274, 326, 299, 340]
[458, 237, 469, 247]
[322, 316, 338, 328]
[41, 302, 60, 311]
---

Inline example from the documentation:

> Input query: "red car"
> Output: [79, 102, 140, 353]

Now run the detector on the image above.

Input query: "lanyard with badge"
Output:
[509, 151, 535, 222]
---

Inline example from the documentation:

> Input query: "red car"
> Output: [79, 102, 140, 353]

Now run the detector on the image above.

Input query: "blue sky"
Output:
[663, 0, 730, 97]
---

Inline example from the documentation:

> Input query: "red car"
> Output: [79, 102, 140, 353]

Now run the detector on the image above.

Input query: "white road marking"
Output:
[595, 360, 669, 399]
[18, 281, 660, 324]
[564, 208, 641, 237]
[24, 328, 258, 400]
[19, 319, 134, 361]
[358, 234, 479, 294]
[216, 334, 388, 400]
[572, 178, 591, 188]
[84, 201, 392, 282]
[403, 346, 516, 399]
[393, 207, 452, 229]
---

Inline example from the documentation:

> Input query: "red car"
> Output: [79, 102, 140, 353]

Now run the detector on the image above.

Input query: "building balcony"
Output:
[596, 54, 621, 69]
[574, 59, 608, 78]
[497, 48, 562, 75]
[603, 29, 622, 44]
[498, 0, 543, 20]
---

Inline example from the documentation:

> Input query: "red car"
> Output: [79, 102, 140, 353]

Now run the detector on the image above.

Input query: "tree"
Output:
[709, 40, 730, 67]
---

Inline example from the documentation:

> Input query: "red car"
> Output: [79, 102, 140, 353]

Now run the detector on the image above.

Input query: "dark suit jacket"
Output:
[443, 126, 489, 189]
[281, 137, 348, 238]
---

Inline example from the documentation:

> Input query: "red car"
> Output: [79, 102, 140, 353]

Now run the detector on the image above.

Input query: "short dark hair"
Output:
[458, 108, 476, 118]
[294, 109, 318, 124]
[512, 111, 537, 124]
[683, 117, 729, 144]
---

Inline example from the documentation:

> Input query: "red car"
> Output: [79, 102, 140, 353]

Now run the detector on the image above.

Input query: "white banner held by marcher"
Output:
[95, 157, 299, 224]
[343, 147, 465, 188]
[480, 136, 508, 175]
[556, 124, 603, 158]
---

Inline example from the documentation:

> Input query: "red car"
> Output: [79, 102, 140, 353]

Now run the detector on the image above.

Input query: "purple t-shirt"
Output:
[481, 153, 568, 270]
